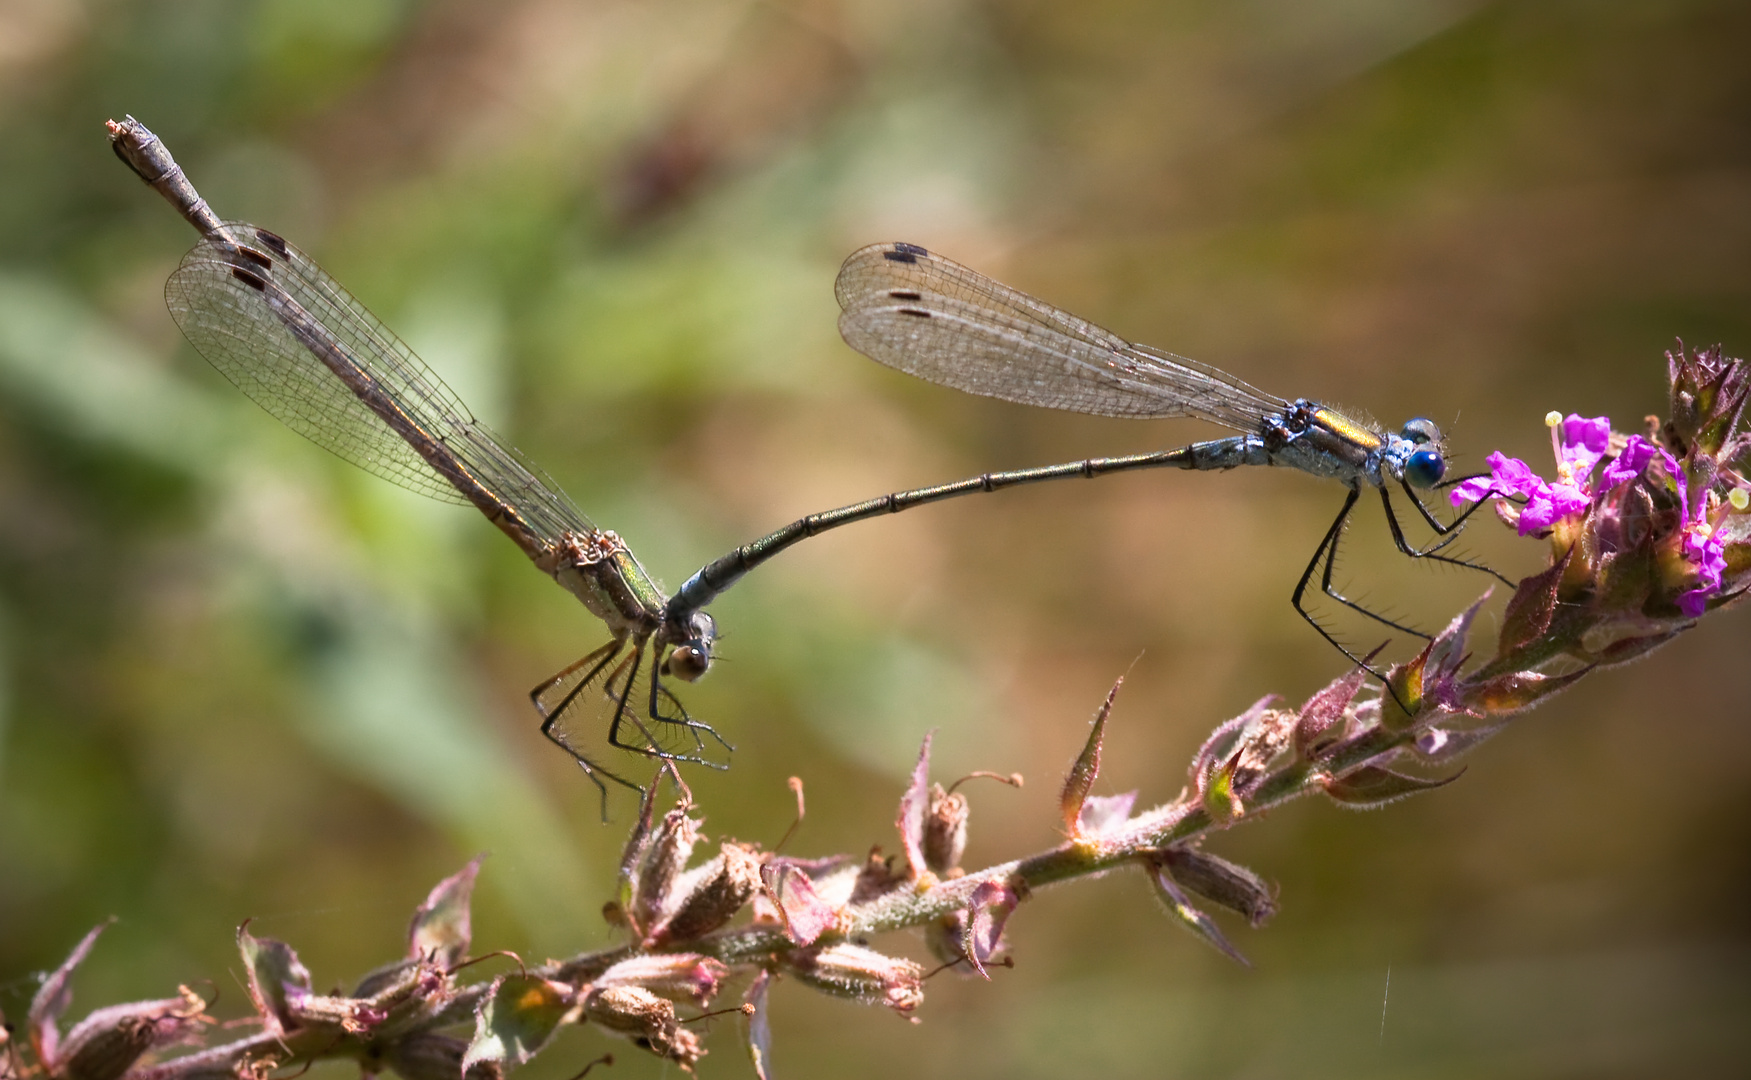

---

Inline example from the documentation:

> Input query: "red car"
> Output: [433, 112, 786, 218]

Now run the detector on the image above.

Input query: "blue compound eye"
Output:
[1405, 446, 1445, 488]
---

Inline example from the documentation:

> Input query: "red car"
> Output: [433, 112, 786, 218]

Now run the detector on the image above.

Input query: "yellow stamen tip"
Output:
[1544, 410, 1563, 428]
[1731, 488, 1749, 511]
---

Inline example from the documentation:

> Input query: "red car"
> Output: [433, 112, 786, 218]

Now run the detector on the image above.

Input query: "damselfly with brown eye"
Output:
[108, 116, 728, 809]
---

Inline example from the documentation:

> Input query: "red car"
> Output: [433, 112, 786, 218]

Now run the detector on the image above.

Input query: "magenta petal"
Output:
[1514, 481, 1587, 535]
[1559, 415, 1611, 476]
[1489, 452, 1543, 494]
[1562, 414, 1611, 453]
[1448, 476, 1497, 506]
[1601, 435, 1657, 488]
[1550, 483, 1591, 517]
[1677, 588, 1711, 618]
[1690, 534, 1726, 588]
[1517, 490, 1560, 533]
[1451, 452, 1547, 507]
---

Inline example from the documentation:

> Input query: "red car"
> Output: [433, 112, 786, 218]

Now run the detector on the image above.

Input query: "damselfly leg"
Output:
[532, 640, 731, 795]
[1294, 476, 1511, 697]
[531, 641, 645, 804]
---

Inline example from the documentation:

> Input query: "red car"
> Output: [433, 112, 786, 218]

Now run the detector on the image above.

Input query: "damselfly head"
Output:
[1398, 418, 1447, 488]
[662, 611, 717, 682]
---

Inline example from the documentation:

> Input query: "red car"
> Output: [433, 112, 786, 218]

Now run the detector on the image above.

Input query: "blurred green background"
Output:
[3, 1, 1749, 1076]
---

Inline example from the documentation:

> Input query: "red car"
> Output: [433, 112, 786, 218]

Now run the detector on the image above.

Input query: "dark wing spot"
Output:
[895, 306, 932, 318]
[883, 241, 930, 264]
[236, 247, 273, 272]
[887, 289, 922, 300]
[254, 229, 290, 258]
[231, 266, 267, 291]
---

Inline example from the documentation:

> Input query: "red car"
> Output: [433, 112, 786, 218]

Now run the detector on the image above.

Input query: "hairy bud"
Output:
[922, 786, 969, 876]
[595, 955, 727, 1008]
[53, 991, 208, 1080]
[581, 986, 701, 1069]
[785, 944, 923, 1014]
[648, 843, 762, 946]
[1155, 847, 1276, 927]
[629, 807, 702, 940]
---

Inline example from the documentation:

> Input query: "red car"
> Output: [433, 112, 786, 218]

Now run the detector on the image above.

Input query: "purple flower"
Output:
[1450, 450, 1589, 535]
[1450, 415, 1652, 537]
[1658, 449, 1729, 617]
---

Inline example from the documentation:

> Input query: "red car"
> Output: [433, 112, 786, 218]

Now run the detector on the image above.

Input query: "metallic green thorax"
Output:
[539, 530, 667, 641]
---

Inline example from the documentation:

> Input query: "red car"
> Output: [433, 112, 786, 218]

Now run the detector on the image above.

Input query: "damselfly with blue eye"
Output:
[663, 242, 1509, 683]
[108, 117, 728, 806]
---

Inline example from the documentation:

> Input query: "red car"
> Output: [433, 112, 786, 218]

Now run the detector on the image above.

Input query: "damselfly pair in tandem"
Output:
[109, 117, 1502, 800]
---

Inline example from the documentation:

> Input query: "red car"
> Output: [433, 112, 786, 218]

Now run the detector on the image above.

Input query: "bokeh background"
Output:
[3, 1, 1749, 1076]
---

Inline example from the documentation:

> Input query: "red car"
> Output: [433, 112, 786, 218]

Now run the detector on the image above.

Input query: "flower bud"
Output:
[595, 955, 728, 1008]
[1666, 343, 1749, 455]
[922, 786, 968, 875]
[648, 843, 762, 946]
[1189, 697, 1271, 785]
[630, 807, 701, 940]
[1146, 857, 1248, 965]
[1061, 681, 1118, 838]
[52, 991, 207, 1080]
[1201, 705, 1295, 804]
[784, 944, 923, 1014]
[1155, 848, 1275, 927]
[581, 986, 702, 1069]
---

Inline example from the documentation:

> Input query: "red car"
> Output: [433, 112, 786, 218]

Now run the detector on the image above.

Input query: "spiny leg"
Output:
[530, 641, 645, 815]
[1384, 483, 1515, 587]
[1291, 490, 1422, 714]
[601, 645, 715, 767]
[1422, 471, 1517, 551]
[1293, 488, 1396, 669]
[604, 641, 663, 757]
[1300, 485, 1432, 639]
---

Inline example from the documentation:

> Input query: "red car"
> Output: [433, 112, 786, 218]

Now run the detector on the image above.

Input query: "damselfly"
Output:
[108, 117, 725, 801]
[664, 242, 1507, 679]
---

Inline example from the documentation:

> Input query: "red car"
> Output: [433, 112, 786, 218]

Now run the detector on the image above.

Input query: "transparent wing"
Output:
[166, 224, 592, 546]
[835, 242, 1289, 430]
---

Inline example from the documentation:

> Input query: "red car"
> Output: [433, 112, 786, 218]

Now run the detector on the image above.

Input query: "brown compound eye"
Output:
[664, 643, 711, 682]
